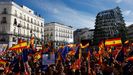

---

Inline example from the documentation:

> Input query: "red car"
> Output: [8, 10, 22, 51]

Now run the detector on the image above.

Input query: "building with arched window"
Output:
[0, 0, 44, 47]
[44, 22, 74, 48]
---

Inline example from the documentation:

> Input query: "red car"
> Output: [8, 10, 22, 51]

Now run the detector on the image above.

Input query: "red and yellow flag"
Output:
[18, 38, 25, 44]
[105, 38, 122, 47]
[8, 41, 30, 50]
[30, 36, 34, 49]
[8, 36, 34, 50]
[34, 52, 41, 62]
[126, 56, 133, 61]
[68, 49, 76, 56]
[98, 41, 104, 55]
[57, 53, 62, 61]
[0, 59, 6, 65]
[80, 43, 89, 48]
[34, 52, 41, 59]
[71, 59, 81, 70]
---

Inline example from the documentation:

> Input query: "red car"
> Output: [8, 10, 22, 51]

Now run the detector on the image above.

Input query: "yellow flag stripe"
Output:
[105, 39, 122, 46]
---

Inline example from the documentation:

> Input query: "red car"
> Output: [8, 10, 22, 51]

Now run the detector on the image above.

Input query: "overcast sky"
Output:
[15, 0, 133, 29]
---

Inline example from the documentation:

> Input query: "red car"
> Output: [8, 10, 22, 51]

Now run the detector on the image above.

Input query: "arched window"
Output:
[14, 27, 16, 34]
[2, 8, 7, 14]
[1, 17, 7, 24]
[14, 18, 17, 25]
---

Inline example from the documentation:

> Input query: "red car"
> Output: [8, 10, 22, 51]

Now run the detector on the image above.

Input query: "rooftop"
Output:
[128, 24, 133, 28]
[0, 0, 43, 18]
[98, 6, 120, 15]
[45, 22, 73, 28]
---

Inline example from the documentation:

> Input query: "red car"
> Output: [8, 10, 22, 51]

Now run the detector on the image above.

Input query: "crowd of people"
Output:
[43, 43, 133, 75]
[0, 42, 133, 75]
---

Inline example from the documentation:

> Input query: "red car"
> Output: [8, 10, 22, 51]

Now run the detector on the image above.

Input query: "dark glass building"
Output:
[94, 7, 127, 45]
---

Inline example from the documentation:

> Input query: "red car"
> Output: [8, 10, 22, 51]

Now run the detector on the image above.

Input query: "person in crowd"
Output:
[1, 42, 133, 75]
[4, 62, 12, 75]
[0, 64, 4, 75]
[56, 64, 65, 75]
[35, 62, 41, 75]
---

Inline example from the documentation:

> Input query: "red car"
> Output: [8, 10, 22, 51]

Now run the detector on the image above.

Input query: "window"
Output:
[20, 13, 22, 19]
[1, 17, 7, 24]
[41, 28, 43, 33]
[27, 17, 29, 22]
[34, 26, 36, 31]
[34, 19, 36, 24]
[56, 32, 58, 37]
[50, 32, 53, 37]
[38, 21, 39, 25]
[14, 27, 16, 34]
[24, 29, 25, 35]
[24, 22, 25, 28]
[20, 21, 21, 25]
[30, 26, 32, 30]
[27, 24, 29, 29]
[19, 28, 21, 35]
[37, 27, 39, 32]
[15, 10, 17, 16]
[2, 8, 7, 14]
[31, 18, 33, 23]
[14, 18, 17, 25]
[41, 23, 43, 27]
[27, 30, 29, 36]
[13, 37, 16, 42]
[24, 15, 26, 20]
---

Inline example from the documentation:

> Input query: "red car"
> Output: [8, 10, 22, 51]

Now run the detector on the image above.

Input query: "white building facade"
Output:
[44, 22, 74, 48]
[74, 28, 94, 44]
[127, 24, 133, 42]
[0, 0, 44, 47]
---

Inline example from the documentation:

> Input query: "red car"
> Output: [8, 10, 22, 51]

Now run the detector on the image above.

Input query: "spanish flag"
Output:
[105, 38, 122, 47]
[57, 53, 62, 61]
[8, 41, 30, 50]
[71, 59, 81, 70]
[0, 59, 6, 64]
[126, 56, 133, 61]
[18, 38, 25, 44]
[80, 43, 89, 48]
[30, 36, 34, 49]
[34, 52, 41, 60]
[98, 41, 104, 55]
[34, 52, 41, 62]
[68, 49, 76, 56]
[79, 48, 82, 59]
[8, 36, 34, 50]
